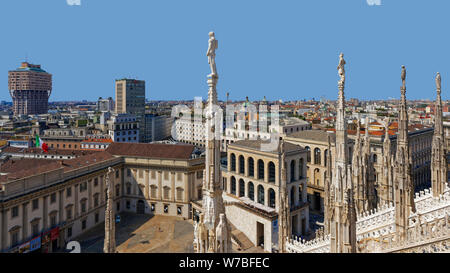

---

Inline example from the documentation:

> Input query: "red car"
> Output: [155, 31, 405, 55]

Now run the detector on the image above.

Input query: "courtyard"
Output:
[74, 212, 195, 253]
[71, 212, 266, 253]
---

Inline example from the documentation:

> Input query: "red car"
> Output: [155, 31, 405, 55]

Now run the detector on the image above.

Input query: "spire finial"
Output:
[436, 72, 441, 92]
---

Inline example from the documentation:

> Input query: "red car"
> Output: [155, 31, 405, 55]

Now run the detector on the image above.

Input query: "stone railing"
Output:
[359, 211, 450, 253]
[286, 234, 330, 253]
[356, 202, 396, 240]
[286, 185, 450, 253]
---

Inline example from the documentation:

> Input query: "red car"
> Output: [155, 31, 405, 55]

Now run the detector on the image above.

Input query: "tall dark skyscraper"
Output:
[8, 62, 52, 116]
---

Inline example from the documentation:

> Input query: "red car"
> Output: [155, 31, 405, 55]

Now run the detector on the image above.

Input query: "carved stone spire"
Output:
[394, 65, 416, 240]
[278, 140, 291, 253]
[380, 118, 394, 205]
[324, 135, 333, 234]
[195, 31, 230, 253]
[352, 121, 364, 213]
[362, 124, 376, 211]
[103, 167, 116, 253]
[329, 53, 357, 253]
[431, 72, 448, 197]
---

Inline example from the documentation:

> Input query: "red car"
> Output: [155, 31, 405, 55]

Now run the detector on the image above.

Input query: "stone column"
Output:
[236, 154, 241, 174]
[74, 185, 79, 218]
[264, 161, 269, 183]
[1, 208, 7, 251]
[100, 175, 105, 205]
[88, 179, 92, 210]
[22, 202, 28, 241]
[59, 190, 64, 227]
[144, 170, 149, 199]
[244, 156, 249, 177]
[264, 187, 269, 207]
[158, 171, 162, 200]
[184, 173, 189, 202]
[244, 180, 249, 198]
[43, 196, 48, 230]
[171, 172, 176, 202]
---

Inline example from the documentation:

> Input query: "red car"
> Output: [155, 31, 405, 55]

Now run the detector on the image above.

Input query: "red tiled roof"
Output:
[0, 151, 117, 182]
[0, 158, 56, 174]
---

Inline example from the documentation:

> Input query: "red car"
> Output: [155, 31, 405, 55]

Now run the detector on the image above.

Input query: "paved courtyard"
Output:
[73, 212, 267, 253]
[75, 212, 195, 253]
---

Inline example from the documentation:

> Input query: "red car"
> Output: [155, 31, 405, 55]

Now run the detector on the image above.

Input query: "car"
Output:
[115, 215, 121, 223]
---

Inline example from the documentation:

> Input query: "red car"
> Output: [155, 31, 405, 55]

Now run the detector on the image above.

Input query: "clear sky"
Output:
[0, 0, 448, 102]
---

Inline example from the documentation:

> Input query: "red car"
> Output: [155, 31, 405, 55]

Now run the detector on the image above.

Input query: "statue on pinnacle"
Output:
[337, 53, 346, 85]
[207, 31, 218, 78]
[401, 65, 406, 89]
[436, 72, 441, 91]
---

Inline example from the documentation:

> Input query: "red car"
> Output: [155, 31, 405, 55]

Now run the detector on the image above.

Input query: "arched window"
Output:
[230, 154, 236, 172]
[231, 176, 236, 195]
[324, 149, 328, 167]
[290, 160, 296, 182]
[314, 148, 321, 165]
[258, 160, 265, 180]
[248, 157, 255, 177]
[305, 146, 311, 163]
[299, 158, 304, 179]
[257, 185, 265, 205]
[269, 188, 276, 208]
[373, 154, 377, 163]
[290, 186, 295, 207]
[248, 182, 254, 201]
[268, 162, 276, 183]
[239, 179, 245, 197]
[239, 155, 245, 174]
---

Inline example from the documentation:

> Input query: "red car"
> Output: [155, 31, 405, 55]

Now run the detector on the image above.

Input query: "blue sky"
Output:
[0, 0, 448, 102]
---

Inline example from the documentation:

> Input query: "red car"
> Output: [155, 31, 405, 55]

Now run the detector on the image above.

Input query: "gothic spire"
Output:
[195, 32, 231, 253]
[431, 72, 448, 197]
[394, 65, 416, 239]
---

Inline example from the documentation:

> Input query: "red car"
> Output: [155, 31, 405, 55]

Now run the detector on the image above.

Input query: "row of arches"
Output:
[304, 146, 329, 167]
[228, 176, 306, 208]
[230, 176, 276, 207]
[229, 153, 305, 183]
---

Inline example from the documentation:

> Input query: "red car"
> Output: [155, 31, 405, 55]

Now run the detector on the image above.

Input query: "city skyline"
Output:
[1, 1, 449, 102]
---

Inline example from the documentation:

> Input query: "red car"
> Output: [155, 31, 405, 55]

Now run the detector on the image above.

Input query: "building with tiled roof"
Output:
[0, 142, 204, 253]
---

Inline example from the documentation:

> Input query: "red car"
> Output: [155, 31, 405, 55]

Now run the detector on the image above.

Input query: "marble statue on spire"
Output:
[207, 31, 218, 78]
[194, 31, 231, 253]
[436, 72, 441, 91]
[337, 53, 346, 85]
[401, 65, 406, 89]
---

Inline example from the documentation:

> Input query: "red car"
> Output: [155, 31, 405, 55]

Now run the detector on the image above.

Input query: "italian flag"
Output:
[35, 135, 49, 153]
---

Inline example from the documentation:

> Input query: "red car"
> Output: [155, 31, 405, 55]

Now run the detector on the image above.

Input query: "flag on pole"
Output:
[35, 135, 48, 153]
